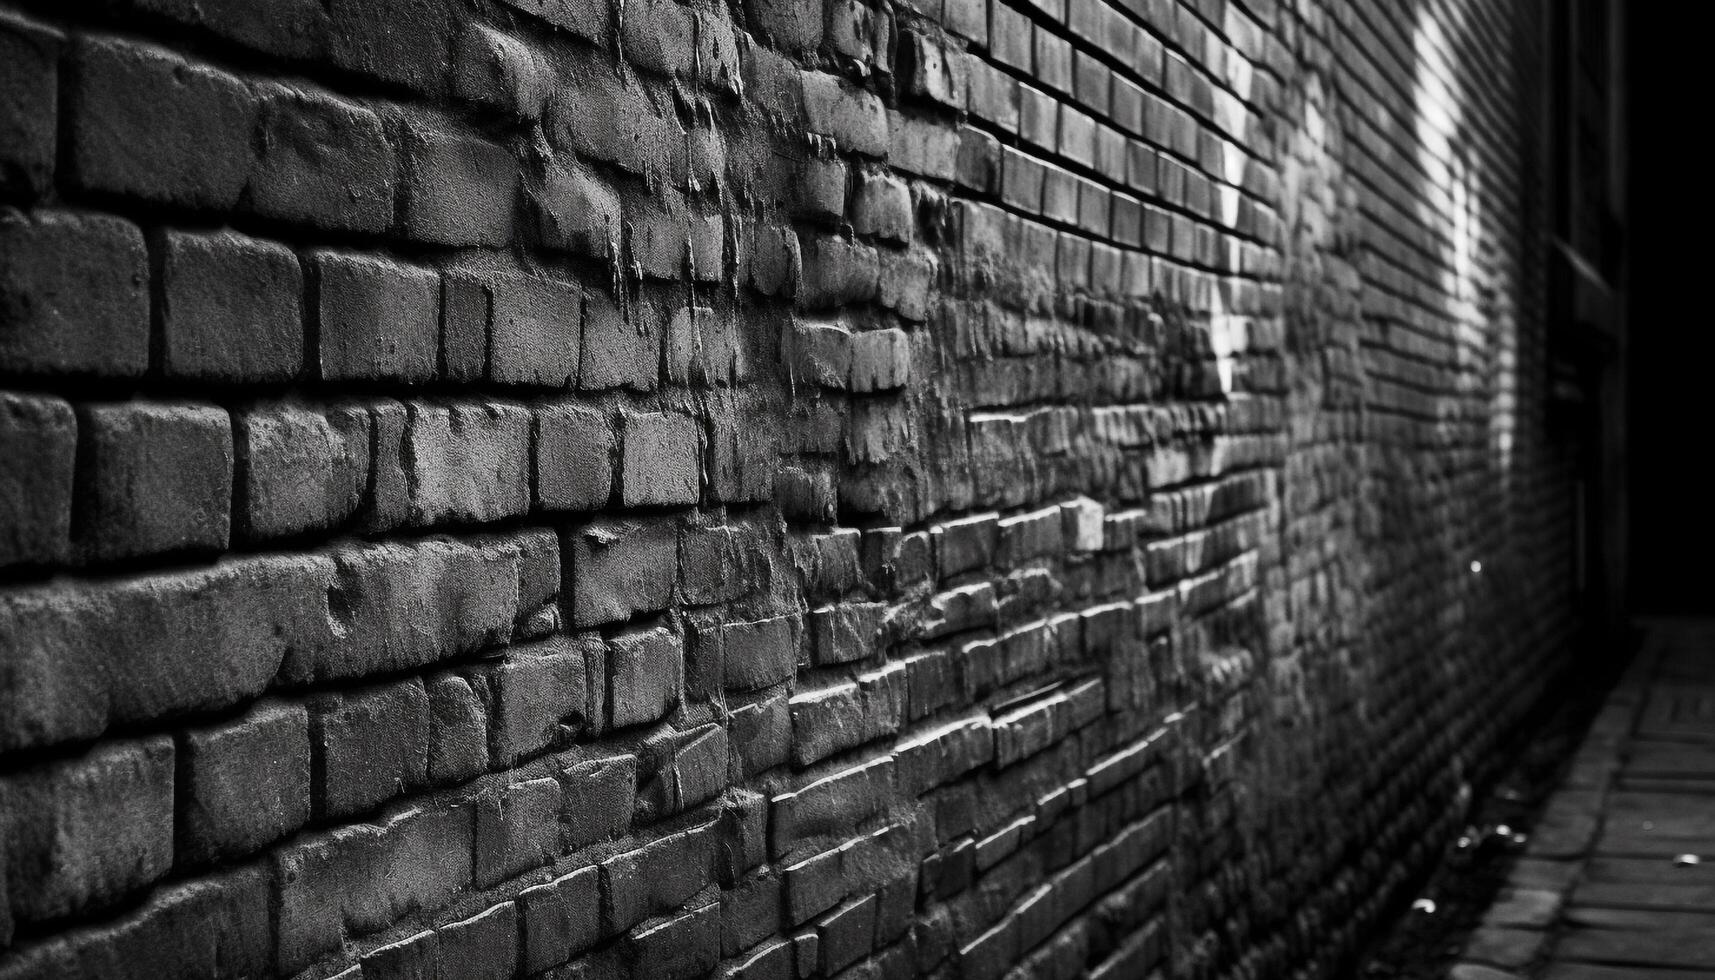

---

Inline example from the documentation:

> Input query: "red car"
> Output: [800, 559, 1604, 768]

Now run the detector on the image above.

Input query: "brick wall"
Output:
[0, 0, 1574, 976]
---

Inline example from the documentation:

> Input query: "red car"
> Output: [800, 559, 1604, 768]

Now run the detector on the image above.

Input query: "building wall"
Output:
[0, 0, 1576, 976]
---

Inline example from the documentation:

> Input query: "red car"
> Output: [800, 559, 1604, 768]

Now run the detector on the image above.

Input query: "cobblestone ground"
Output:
[1451, 620, 1715, 979]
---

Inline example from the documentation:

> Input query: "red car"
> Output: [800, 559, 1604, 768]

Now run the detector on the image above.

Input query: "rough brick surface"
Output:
[0, 0, 1583, 975]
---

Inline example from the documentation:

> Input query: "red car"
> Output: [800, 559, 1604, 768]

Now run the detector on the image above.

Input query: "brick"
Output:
[399, 119, 518, 246]
[696, 614, 798, 692]
[326, 0, 455, 96]
[797, 156, 847, 224]
[850, 328, 910, 392]
[810, 602, 885, 666]
[798, 235, 880, 310]
[801, 72, 887, 157]
[623, 901, 720, 980]
[535, 403, 615, 513]
[637, 723, 729, 819]
[581, 289, 659, 392]
[475, 775, 562, 887]
[363, 929, 437, 980]
[887, 110, 958, 181]
[248, 85, 394, 233]
[495, 0, 611, 41]
[621, 411, 702, 507]
[453, 22, 551, 118]
[622, 0, 695, 76]
[438, 902, 519, 980]
[235, 401, 370, 541]
[566, 517, 677, 626]
[0, 864, 271, 979]
[990, 3, 1031, 69]
[0, 209, 149, 378]
[749, 0, 823, 51]
[852, 172, 912, 244]
[426, 671, 489, 784]
[904, 30, 967, 109]
[157, 229, 303, 382]
[530, 156, 623, 258]
[608, 625, 683, 728]
[731, 693, 791, 778]
[391, 400, 532, 525]
[665, 305, 741, 386]
[519, 865, 600, 973]
[487, 635, 595, 766]
[770, 758, 893, 855]
[0, 13, 61, 198]
[484, 269, 583, 388]
[0, 737, 174, 924]
[549, 67, 682, 180]
[68, 37, 257, 210]
[311, 679, 430, 820]
[555, 751, 636, 848]
[292, 536, 516, 683]
[314, 251, 440, 382]
[75, 402, 232, 562]
[0, 393, 74, 568]
[176, 700, 310, 867]
[602, 822, 717, 933]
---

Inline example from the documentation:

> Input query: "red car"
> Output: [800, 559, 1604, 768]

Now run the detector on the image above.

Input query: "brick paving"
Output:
[1453, 620, 1715, 978]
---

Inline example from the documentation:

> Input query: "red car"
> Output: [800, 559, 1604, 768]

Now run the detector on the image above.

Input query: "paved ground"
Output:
[1451, 619, 1715, 979]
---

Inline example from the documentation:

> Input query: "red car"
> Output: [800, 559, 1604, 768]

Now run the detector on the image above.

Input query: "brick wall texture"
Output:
[0, 0, 1573, 976]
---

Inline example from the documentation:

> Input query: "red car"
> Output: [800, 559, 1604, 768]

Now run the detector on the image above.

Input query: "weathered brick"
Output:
[530, 155, 623, 258]
[536, 403, 615, 512]
[395, 399, 532, 525]
[622, 901, 720, 980]
[601, 821, 716, 933]
[0, 864, 271, 979]
[0, 737, 174, 924]
[487, 635, 596, 766]
[426, 671, 489, 784]
[549, 66, 682, 179]
[0, 392, 74, 569]
[479, 269, 583, 388]
[495, 0, 611, 41]
[581, 289, 659, 392]
[176, 701, 309, 869]
[519, 865, 600, 973]
[296, 536, 517, 683]
[248, 84, 394, 233]
[326, 0, 455, 96]
[68, 37, 257, 210]
[453, 22, 551, 118]
[608, 625, 683, 728]
[665, 305, 741, 386]
[236, 400, 370, 541]
[566, 517, 677, 626]
[636, 722, 729, 819]
[0, 13, 61, 198]
[621, 410, 702, 507]
[555, 751, 636, 848]
[749, 0, 823, 51]
[399, 119, 518, 246]
[0, 210, 149, 378]
[314, 251, 440, 382]
[311, 679, 430, 819]
[157, 229, 303, 382]
[801, 71, 887, 157]
[438, 902, 519, 980]
[75, 402, 231, 562]
[475, 775, 562, 887]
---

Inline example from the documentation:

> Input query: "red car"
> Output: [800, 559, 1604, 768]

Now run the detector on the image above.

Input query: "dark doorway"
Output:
[1625, 12, 1715, 614]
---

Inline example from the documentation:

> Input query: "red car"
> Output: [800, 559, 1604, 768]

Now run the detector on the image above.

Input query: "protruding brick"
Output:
[529, 156, 622, 258]
[426, 671, 489, 784]
[68, 37, 258, 210]
[0, 393, 74, 568]
[314, 251, 440, 382]
[75, 401, 233, 562]
[0, 210, 149, 378]
[0, 736, 175, 924]
[176, 700, 311, 866]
